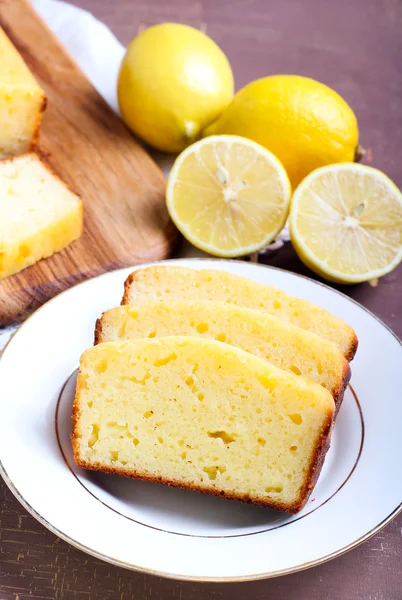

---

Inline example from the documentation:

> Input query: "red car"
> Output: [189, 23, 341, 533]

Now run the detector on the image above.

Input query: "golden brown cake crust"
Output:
[121, 268, 359, 362]
[294, 411, 334, 510]
[333, 359, 351, 412]
[94, 317, 102, 345]
[71, 370, 334, 515]
[29, 93, 47, 152]
[344, 332, 358, 362]
[121, 270, 137, 305]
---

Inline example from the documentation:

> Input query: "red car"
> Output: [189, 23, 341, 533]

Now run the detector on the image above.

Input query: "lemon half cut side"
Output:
[290, 163, 402, 284]
[166, 135, 292, 257]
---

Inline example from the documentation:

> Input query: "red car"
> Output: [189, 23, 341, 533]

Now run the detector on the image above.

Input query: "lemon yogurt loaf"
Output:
[122, 266, 358, 360]
[72, 337, 335, 513]
[0, 153, 83, 280]
[95, 300, 350, 407]
[0, 28, 46, 158]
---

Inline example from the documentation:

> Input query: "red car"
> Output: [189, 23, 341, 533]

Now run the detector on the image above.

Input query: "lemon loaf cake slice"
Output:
[0, 154, 83, 280]
[122, 266, 358, 360]
[72, 336, 335, 513]
[95, 301, 350, 407]
[0, 28, 46, 158]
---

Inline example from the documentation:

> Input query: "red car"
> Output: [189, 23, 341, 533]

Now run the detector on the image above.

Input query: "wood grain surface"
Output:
[1, 0, 402, 598]
[0, 0, 178, 325]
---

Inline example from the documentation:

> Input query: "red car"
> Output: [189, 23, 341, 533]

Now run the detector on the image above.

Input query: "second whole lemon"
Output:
[118, 23, 234, 152]
[204, 75, 360, 187]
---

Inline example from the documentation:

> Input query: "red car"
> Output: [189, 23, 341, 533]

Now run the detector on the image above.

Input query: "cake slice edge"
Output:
[72, 337, 335, 514]
[121, 266, 358, 361]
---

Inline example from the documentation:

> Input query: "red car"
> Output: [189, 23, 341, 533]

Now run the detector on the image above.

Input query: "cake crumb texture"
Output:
[72, 336, 335, 513]
[0, 28, 46, 158]
[96, 300, 350, 406]
[0, 153, 83, 280]
[122, 266, 358, 360]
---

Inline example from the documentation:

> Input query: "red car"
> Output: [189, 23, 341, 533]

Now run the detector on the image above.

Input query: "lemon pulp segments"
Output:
[290, 164, 402, 283]
[166, 135, 292, 257]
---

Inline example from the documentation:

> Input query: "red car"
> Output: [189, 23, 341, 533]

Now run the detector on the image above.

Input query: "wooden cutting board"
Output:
[0, 0, 178, 325]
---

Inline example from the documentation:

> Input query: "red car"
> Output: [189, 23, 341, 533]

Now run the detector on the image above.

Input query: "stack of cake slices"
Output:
[72, 266, 357, 514]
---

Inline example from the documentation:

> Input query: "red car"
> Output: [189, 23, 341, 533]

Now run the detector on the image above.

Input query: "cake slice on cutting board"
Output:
[0, 153, 83, 280]
[72, 336, 335, 514]
[0, 27, 46, 159]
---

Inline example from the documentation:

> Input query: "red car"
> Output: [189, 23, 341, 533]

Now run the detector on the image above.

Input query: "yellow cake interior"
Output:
[0, 28, 46, 158]
[0, 153, 82, 280]
[73, 337, 334, 512]
[123, 266, 357, 359]
[97, 300, 349, 402]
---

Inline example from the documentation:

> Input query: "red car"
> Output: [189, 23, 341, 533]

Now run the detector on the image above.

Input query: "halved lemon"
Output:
[290, 163, 402, 283]
[166, 135, 291, 257]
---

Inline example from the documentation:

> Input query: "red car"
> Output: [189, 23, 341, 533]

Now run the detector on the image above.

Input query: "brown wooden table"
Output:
[1, 0, 402, 597]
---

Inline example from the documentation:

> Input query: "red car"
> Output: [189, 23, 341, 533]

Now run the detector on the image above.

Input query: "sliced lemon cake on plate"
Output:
[95, 300, 350, 407]
[122, 266, 358, 360]
[72, 337, 335, 514]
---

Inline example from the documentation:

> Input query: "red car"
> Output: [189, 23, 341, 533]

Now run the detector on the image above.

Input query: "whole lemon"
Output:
[204, 75, 360, 187]
[118, 23, 234, 152]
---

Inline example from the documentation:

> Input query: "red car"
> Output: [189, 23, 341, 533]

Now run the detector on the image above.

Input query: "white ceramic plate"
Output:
[0, 258, 401, 581]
